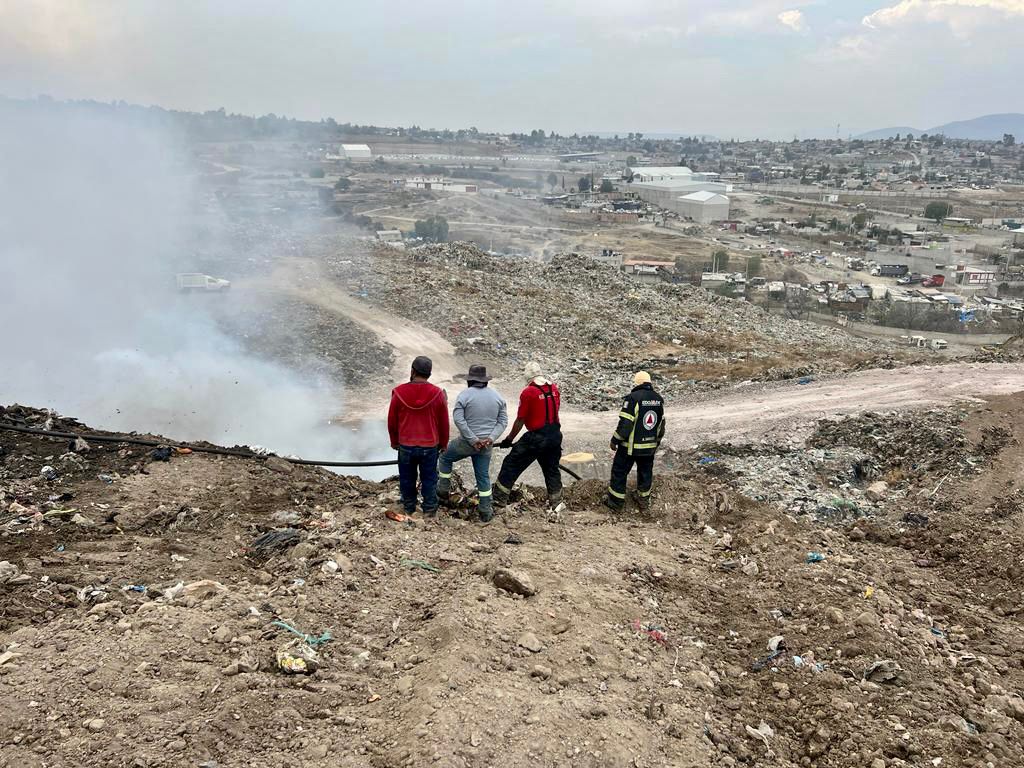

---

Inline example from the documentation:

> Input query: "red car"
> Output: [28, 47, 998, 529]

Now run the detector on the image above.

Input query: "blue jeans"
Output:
[397, 446, 440, 514]
[437, 438, 493, 518]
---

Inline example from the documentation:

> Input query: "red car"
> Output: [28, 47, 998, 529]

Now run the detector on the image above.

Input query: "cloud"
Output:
[863, 0, 1024, 31]
[778, 9, 807, 31]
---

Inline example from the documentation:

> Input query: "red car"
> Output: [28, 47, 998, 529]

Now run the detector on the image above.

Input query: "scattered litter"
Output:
[40, 465, 58, 481]
[806, 552, 827, 563]
[767, 635, 785, 652]
[271, 619, 332, 647]
[864, 586, 875, 599]
[385, 509, 414, 523]
[400, 559, 440, 573]
[503, 533, 523, 545]
[150, 445, 174, 462]
[631, 619, 670, 648]
[276, 641, 321, 674]
[864, 659, 907, 684]
[745, 721, 775, 751]
[369, 555, 387, 570]
[697, 457, 718, 465]
[247, 528, 302, 559]
[0, 649, 22, 666]
[797, 376, 814, 385]
[121, 584, 146, 593]
[97, 474, 114, 484]
[752, 650, 784, 671]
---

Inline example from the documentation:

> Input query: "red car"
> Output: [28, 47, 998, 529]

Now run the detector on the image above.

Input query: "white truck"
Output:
[176, 273, 231, 292]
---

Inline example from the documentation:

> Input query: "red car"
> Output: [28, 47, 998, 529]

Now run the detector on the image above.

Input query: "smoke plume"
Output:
[0, 99, 391, 475]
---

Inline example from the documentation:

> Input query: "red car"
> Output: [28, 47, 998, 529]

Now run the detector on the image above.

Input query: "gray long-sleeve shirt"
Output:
[452, 385, 508, 443]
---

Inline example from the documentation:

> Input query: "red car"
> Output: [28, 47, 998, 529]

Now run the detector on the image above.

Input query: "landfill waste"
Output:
[864, 659, 907, 685]
[247, 528, 302, 559]
[752, 650, 785, 671]
[385, 509, 415, 524]
[276, 640, 321, 674]
[806, 552, 827, 563]
[121, 584, 146, 593]
[631, 619, 670, 648]
[150, 446, 174, 462]
[40, 465, 58, 481]
[272, 619, 333, 647]
[337, 243, 894, 408]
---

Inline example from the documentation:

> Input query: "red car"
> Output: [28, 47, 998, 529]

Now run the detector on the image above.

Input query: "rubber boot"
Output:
[602, 495, 624, 513]
[633, 491, 652, 513]
[492, 485, 509, 508]
[436, 474, 451, 506]
[548, 489, 563, 508]
[478, 495, 494, 523]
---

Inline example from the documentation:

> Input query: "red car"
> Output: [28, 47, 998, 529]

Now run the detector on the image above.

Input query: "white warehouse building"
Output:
[340, 143, 373, 161]
[675, 191, 730, 224]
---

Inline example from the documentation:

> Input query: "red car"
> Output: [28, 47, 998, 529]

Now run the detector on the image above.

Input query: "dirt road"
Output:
[561, 362, 1024, 448]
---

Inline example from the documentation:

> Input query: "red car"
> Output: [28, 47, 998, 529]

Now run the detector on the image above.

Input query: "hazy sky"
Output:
[1, 0, 1021, 138]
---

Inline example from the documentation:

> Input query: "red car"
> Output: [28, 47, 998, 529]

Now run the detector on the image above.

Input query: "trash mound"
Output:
[5, 405, 1024, 767]
[326, 242, 896, 408]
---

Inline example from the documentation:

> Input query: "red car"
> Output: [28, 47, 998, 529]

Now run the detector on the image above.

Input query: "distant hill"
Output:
[857, 113, 1024, 141]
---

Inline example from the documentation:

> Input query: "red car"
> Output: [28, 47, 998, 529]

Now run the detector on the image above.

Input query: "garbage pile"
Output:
[211, 293, 394, 385]
[337, 242, 897, 408]
[706, 407, 979, 523]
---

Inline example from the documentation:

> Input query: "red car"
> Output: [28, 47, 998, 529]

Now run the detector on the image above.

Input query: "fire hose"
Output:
[0, 422, 582, 479]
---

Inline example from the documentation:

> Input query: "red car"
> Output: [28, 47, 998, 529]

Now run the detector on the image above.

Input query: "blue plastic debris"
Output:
[122, 584, 147, 593]
[697, 457, 718, 465]
[797, 376, 814, 385]
[806, 552, 827, 563]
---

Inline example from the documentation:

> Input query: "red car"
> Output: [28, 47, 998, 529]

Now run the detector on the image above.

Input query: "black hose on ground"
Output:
[0, 421, 584, 479]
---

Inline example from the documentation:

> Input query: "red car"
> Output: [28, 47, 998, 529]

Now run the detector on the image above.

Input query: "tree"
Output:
[334, 177, 351, 191]
[747, 256, 762, 277]
[546, 172, 558, 189]
[712, 249, 730, 271]
[414, 215, 449, 243]
[852, 211, 869, 229]
[578, 175, 592, 193]
[599, 179, 614, 193]
[626, 155, 637, 166]
[924, 201, 953, 223]
[309, 167, 325, 178]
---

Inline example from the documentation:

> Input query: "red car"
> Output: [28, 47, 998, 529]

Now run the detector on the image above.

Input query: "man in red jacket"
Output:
[387, 356, 449, 516]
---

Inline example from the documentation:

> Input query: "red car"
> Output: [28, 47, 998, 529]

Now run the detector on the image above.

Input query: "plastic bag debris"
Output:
[276, 640, 321, 674]
[806, 552, 827, 563]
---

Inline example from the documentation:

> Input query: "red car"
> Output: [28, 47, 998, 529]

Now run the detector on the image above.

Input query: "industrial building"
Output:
[405, 177, 478, 193]
[340, 143, 373, 161]
[625, 166, 731, 222]
[676, 191, 730, 224]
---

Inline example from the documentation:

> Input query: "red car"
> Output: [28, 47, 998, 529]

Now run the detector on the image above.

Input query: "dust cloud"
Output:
[0, 101, 391, 475]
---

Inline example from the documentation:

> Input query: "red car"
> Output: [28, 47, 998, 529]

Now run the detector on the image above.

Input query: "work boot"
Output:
[437, 476, 451, 505]
[547, 489, 563, 508]
[478, 492, 494, 523]
[633, 491, 652, 512]
[492, 486, 509, 508]
[602, 495, 624, 513]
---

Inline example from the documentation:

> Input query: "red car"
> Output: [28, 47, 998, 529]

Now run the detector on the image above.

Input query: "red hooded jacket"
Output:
[388, 381, 449, 449]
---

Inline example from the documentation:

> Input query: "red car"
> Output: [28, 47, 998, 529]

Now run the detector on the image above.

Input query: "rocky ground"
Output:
[4, 395, 1024, 768]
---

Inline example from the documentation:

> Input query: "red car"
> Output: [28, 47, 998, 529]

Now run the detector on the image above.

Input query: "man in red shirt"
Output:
[493, 361, 563, 507]
[387, 356, 449, 516]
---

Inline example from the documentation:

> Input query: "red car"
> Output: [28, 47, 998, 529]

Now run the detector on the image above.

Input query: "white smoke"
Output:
[0, 100, 391, 476]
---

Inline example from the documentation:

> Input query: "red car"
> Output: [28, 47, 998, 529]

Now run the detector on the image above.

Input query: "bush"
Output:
[309, 167, 325, 178]
[414, 215, 449, 243]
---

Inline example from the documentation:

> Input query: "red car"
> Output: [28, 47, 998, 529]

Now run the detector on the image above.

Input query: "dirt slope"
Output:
[5, 399, 1024, 767]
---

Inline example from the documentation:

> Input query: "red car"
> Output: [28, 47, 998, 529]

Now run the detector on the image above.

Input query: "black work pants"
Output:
[608, 448, 654, 502]
[496, 424, 563, 497]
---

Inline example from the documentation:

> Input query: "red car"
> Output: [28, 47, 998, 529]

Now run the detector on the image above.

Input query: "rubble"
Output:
[326, 243, 898, 408]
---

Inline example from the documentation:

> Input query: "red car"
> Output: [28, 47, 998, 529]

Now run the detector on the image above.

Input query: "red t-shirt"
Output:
[517, 381, 560, 432]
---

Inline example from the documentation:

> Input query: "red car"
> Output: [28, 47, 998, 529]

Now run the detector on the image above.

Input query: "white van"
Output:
[176, 273, 231, 292]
